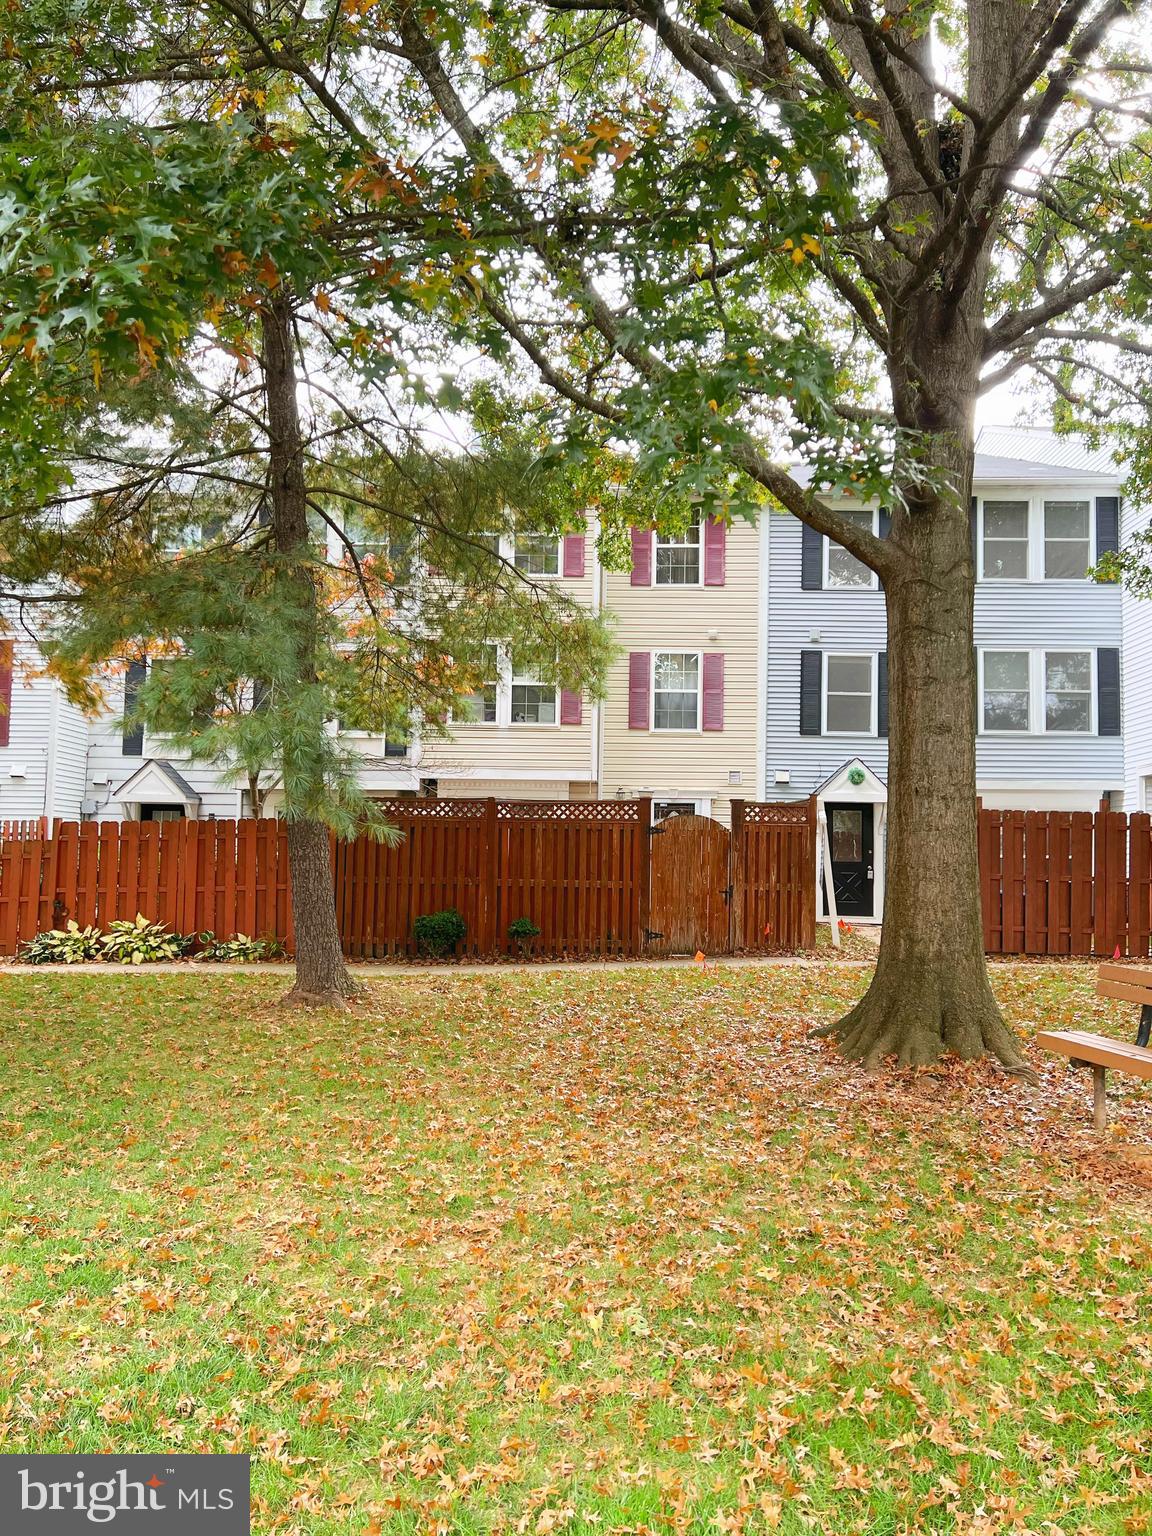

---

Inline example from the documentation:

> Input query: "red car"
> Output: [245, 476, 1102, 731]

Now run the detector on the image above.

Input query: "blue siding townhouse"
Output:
[766, 426, 1126, 922]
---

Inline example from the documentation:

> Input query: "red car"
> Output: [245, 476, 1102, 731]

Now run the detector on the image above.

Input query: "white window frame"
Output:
[509, 657, 559, 727]
[653, 520, 703, 588]
[654, 798, 712, 820]
[823, 508, 879, 591]
[976, 488, 1100, 584]
[512, 532, 562, 578]
[452, 645, 561, 729]
[651, 649, 702, 733]
[822, 652, 877, 736]
[977, 647, 1097, 736]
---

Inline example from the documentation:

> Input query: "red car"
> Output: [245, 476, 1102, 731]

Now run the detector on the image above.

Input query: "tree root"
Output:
[279, 976, 368, 1010]
[814, 974, 1039, 1083]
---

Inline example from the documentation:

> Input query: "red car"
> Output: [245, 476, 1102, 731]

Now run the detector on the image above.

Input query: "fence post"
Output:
[481, 798, 498, 956]
[636, 796, 652, 954]
[729, 800, 744, 954]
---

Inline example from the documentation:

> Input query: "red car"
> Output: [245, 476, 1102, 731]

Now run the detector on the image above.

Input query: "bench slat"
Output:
[1096, 977, 1152, 1005]
[1097, 962, 1152, 986]
[1037, 1029, 1152, 1080]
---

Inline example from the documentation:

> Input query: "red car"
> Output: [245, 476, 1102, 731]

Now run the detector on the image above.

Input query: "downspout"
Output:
[43, 680, 60, 825]
[591, 513, 604, 796]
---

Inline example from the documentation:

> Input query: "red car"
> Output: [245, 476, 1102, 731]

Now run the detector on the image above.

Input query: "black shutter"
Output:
[1095, 496, 1120, 560]
[877, 651, 888, 736]
[800, 650, 822, 735]
[801, 522, 823, 589]
[878, 508, 891, 540]
[122, 660, 146, 757]
[971, 496, 978, 572]
[1097, 648, 1121, 736]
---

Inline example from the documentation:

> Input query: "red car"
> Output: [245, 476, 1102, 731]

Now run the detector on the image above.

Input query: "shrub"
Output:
[507, 916, 541, 949]
[195, 932, 283, 963]
[101, 914, 182, 965]
[413, 907, 467, 957]
[19, 921, 103, 965]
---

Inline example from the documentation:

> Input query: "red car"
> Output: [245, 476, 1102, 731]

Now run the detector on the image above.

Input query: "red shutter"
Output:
[562, 534, 586, 579]
[628, 652, 650, 729]
[702, 652, 724, 731]
[630, 527, 653, 586]
[560, 689, 582, 725]
[0, 642, 12, 748]
[703, 516, 727, 586]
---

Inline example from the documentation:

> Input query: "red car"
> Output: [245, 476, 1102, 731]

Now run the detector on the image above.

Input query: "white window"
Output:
[513, 534, 559, 576]
[342, 509, 390, 558]
[653, 652, 700, 730]
[980, 649, 1094, 734]
[655, 522, 701, 585]
[457, 645, 499, 724]
[654, 800, 699, 821]
[510, 662, 557, 724]
[981, 500, 1029, 579]
[824, 510, 877, 589]
[824, 654, 874, 734]
[982, 650, 1030, 731]
[1044, 500, 1091, 579]
[1044, 650, 1092, 733]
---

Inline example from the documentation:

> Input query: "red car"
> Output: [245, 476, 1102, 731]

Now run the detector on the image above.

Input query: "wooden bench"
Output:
[1037, 963, 1152, 1130]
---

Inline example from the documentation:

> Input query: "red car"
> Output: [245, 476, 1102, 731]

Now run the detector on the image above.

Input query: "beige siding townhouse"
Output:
[597, 514, 766, 826]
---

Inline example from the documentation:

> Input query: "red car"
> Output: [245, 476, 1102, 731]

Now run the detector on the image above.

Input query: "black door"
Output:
[825, 802, 874, 918]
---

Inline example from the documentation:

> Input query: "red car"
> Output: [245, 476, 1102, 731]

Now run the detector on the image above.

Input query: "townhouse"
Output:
[0, 427, 1143, 888]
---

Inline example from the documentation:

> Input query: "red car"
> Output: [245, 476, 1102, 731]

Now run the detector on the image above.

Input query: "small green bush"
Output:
[101, 914, 182, 965]
[507, 916, 541, 949]
[19, 921, 104, 965]
[413, 907, 467, 957]
[195, 932, 283, 963]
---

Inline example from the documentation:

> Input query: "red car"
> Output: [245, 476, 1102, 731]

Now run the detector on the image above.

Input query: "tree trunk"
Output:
[818, 323, 1033, 1078]
[261, 289, 362, 1006]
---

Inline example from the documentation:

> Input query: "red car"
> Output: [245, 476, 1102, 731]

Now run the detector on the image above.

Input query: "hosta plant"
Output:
[195, 932, 283, 963]
[19, 921, 103, 964]
[100, 914, 182, 965]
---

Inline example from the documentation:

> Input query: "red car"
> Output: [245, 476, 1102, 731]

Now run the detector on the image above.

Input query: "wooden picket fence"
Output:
[0, 817, 48, 843]
[980, 807, 1152, 957]
[0, 798, 817, 959]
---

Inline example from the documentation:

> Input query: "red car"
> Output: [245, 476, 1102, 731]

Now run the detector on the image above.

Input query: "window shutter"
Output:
[878, 508, 892, 540]
[799, 651, 822, 735]
[122, 659, 146, 757]
[562, 534, 586, 579]
[971, 497, 978, 571]
[1095, 496, 1120, 560]
[630, 527, 653, 586]
[0, 641, 12, 749]
[877, 651, 889, 736]
[1097, 647, 1121, 736]
[560, 689, 583, 725]
[627, 652, 650, 729]
[703, 516, 727, 586]
[701, 653, 724, 730]
[801, 522, 822, 589]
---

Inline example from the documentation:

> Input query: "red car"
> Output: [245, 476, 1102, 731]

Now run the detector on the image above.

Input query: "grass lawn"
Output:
[1, 963, 1151, 1535]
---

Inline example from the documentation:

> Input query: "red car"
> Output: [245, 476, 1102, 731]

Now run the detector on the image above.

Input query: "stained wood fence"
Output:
[980, 808, 1152, 957]
[0, 797, 817, 959]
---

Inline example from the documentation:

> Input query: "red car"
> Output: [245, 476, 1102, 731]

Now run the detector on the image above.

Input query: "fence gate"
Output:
[646, 813, 732, 955]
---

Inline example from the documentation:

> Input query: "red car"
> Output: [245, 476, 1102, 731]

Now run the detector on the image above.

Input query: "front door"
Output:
[825, 802, 875, 918]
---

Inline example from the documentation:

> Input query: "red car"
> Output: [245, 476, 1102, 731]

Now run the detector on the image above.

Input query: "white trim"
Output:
[976, 486, 1101, 585]
[511, 532, 562, 580]
[823, 508, 879, 591]
[453, 644, 562, 730]
[977, 646, 1097, 736]
[652, 518, 703, 588]
[651, 649, 703, 733]
[755, 510, 769, 797]
[821, 652, 877, 737]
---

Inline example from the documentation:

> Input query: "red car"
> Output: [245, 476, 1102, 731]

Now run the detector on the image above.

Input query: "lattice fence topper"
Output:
[380, 798, 489, 819]
[740, 802, 813, 824]
[495, 799, 642, 821]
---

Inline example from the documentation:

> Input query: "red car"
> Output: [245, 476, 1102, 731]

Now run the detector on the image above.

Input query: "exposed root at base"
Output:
[279, 978, 367, 1011]
[813, 985, 1039, 1083]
